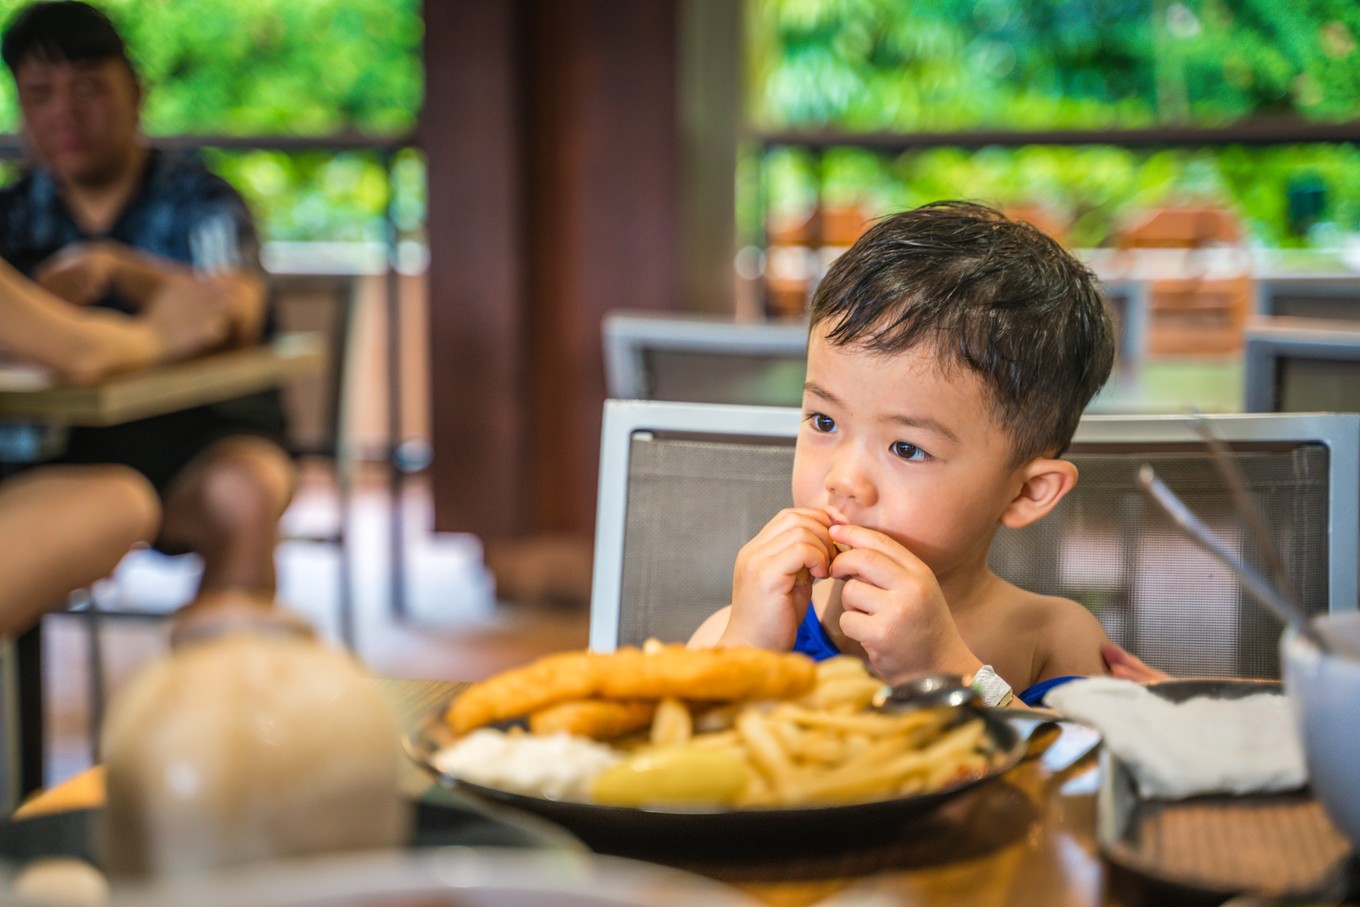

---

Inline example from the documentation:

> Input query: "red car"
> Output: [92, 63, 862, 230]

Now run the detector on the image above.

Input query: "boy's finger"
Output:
[828, 523, 914, 564]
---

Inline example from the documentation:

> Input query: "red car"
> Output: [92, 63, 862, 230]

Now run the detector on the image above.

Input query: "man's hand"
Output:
[34, 242, 120, 306]
[827, 523, 982, 684]
[721, 508, 838, 651]
[141, 276, 236, 362]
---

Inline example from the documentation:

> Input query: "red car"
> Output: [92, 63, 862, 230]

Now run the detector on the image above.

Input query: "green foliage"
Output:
[755, 141, 1360, 248]
[753, 0, 1360, 130]
[751, 0, 1360, 248]
[0, 0, 421, 135]
[206, 147, 425, 245]
[0, 0, 423, 242]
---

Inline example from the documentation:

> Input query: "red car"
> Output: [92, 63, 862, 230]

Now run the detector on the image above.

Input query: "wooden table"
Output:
[16, 679, 1115, 907]
[0, 332, 322, 428]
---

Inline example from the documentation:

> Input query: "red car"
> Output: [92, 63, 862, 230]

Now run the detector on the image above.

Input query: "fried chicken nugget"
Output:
[597, 645, 816, 702]
[528, 698, 657, 740]
[447, 650, 600, 735]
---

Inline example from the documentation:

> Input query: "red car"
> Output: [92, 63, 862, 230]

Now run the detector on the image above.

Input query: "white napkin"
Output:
[1045, 677, 1305, 799]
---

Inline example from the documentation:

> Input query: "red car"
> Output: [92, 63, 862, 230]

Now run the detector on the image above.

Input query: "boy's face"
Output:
[793, 323, 1029, 580]
[15, 54, 141, 186]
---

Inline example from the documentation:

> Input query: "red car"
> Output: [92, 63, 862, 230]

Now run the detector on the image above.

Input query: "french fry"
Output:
[650, 697, 693, 747]
[802, 676, 885, 711]
[735, 709, 798, 798]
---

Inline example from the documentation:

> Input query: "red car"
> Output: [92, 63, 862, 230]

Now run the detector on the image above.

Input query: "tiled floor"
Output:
[38, 463, 591, 788]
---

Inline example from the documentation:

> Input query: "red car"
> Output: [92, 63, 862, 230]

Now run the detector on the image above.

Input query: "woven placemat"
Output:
[1108, 792, 1352, 899]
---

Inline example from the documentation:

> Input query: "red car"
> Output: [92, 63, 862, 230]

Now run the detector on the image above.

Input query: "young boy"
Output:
[690, 201, 1117, 707]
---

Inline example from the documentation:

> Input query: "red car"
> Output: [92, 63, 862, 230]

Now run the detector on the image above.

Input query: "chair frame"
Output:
[1254, 277, 1360, 320]
[1, 634, 20, 814]
[589, 400, 1360, 653]
[1243, 316, 1360, 414]
[590, 400, 801, 652]
[601, 309, 808, 400]
[73, 274, 361, 767]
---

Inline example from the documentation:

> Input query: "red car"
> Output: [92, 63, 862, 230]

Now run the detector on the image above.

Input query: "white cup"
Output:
[99, 606, 408, 879]
[1281, 611, 1360, 849]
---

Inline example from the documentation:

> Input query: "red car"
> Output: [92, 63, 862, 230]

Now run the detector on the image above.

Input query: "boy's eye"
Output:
[890, 440, 927, 461]
[808, 413, 836, 433]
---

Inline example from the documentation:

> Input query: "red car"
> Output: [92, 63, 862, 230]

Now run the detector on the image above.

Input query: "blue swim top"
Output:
[791, 605, 1081, 707]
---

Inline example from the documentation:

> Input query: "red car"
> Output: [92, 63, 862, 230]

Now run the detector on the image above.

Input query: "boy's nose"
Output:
[825, 456, 876, 507]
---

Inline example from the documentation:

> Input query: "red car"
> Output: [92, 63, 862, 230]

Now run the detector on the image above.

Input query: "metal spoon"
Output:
[873, 675, 1069, 763]
[872, 674, 978, 711]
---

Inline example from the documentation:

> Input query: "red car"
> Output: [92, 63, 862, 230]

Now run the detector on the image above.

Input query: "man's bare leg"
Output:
[158, 435, 295, 600]
[0, 464, 159, 638]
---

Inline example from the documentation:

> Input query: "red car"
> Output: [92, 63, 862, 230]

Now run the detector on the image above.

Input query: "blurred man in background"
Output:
[0, 1, 293, 612]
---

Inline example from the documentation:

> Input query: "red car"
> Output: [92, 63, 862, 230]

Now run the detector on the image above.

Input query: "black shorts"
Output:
[54, 389, 289, 494]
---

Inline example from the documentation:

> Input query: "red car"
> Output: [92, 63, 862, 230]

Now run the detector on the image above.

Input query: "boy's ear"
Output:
[999, 457, 1079, 529]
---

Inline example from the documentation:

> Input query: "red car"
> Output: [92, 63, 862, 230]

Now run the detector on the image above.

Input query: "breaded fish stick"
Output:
[447, 645, 817, 735]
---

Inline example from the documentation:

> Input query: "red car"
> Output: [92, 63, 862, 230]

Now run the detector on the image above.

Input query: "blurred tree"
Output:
[750, 0, 1360, 248]
[0, 0, 423, 244]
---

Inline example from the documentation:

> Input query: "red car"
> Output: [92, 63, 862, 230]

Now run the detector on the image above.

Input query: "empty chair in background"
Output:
[1255, 278, 1360, 321]
[602, 309, 808, 407]
[1243, 315, 1360, 414]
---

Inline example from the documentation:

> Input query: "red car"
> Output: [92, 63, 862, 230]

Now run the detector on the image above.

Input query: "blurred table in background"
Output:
[0, 333, 321, 430]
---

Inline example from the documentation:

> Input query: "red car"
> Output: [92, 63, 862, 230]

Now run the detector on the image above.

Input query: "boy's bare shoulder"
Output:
[976, 584, 1109, 682]
[1013, 589, 1110, 678]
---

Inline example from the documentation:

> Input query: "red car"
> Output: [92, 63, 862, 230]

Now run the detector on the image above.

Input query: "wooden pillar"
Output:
[421, 2, 528, 539]
[422, 2, 681, 551]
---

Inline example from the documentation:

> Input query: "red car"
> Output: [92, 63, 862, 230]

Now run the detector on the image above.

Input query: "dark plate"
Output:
[403, 696, 1033, 853]
[0, 785, 583, 873]
[1095, 678, 1356, 907]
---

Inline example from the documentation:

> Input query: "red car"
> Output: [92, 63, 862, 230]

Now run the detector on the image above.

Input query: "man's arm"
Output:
[35, 240, 267, 346]
[0, 257, 232, 385]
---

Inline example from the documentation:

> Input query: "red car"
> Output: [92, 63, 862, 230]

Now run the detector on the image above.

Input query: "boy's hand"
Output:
[827, 523, 983, 684]
[722, 508, 838, 651]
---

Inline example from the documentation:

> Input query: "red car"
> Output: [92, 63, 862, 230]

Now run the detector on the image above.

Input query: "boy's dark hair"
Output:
[2, 1, 132, 77]
[810, 200, 1115, 463]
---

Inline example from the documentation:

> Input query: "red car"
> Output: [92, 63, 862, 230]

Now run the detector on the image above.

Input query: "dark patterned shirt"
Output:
[0, 148, 286, 491]
[0, 148, 262, 313]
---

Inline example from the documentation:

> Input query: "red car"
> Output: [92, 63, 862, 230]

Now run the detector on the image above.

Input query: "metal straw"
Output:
[1186, 411, 1297, 603]
[1137, 465, 1329, 652]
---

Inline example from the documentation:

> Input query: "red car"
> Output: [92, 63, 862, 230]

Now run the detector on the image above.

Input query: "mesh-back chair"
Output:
[590, 401, 799, 651]
[65, 275, 360, 769]
[1255, 279, 1360, 321]
[1, 634, 20, 813]
[602, 310, 808, 407]
[992, 413, 1358, 678]
[1, 622, 47, 808]
[270, 273, 361, 646]
[590, 401, 1358, 681]
[1243, 317, 1360, 415]
[87, 274, 361, 641]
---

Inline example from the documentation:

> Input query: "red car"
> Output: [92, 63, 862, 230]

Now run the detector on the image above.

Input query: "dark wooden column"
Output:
[422, 2, 529, 539]
[422, 2, 680, 551]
